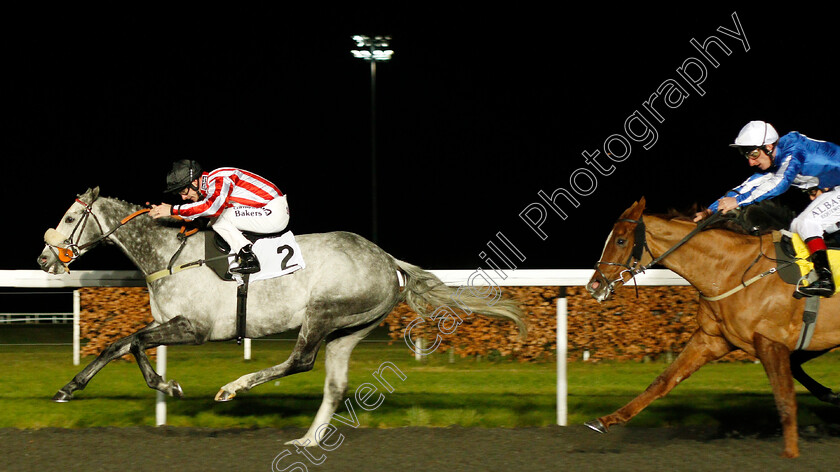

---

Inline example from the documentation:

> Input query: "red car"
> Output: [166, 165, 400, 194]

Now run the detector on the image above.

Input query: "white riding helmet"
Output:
[729, 121, 779, 147]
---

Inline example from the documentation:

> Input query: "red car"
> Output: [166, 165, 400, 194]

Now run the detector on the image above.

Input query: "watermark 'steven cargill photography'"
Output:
[271, 361, 407, 471]
[521, 11, 749, 240]
[406, 11, 750, 356]
[270, 10, 750, 471]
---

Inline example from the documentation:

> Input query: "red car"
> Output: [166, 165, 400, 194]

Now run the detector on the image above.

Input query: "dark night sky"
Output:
[4, 7, 839, 272]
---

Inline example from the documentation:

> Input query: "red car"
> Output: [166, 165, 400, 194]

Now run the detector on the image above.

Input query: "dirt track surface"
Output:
[2, 425, 839, 472]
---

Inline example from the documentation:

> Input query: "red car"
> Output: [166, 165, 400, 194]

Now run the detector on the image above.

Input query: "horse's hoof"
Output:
[214, 389, 236, 402]
[584, 419, 607, 434]
[52, 390, 72, 403]
[781, 448, 799, 459]
[819, 392, 840, 406]
[169, 380, 184, 399]
[284, 438, 317, 447]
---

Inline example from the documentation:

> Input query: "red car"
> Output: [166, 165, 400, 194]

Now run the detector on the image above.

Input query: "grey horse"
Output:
[37, 188, 527, 445]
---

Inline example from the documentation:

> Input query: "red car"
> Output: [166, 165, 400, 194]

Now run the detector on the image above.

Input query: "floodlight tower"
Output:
[351, 35, 393, 244]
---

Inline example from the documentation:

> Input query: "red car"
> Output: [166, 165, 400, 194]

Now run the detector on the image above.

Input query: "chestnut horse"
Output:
[585, 197, 840, 458]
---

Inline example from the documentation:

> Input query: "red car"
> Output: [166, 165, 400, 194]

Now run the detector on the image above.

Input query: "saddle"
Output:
[204, 228, 292, 281]
[202, 228, 305, 344]
[772, 230, 840, 350]
[772, 230, 840, 293]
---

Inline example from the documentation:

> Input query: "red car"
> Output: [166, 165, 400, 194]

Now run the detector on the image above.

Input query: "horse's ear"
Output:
[78, 187, 100, 204]
[619, 197, 647, 221]
[624, 197, 646, 219]
[637, 196, 646, 214]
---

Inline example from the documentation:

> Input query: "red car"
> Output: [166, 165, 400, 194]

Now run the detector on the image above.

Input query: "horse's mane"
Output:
[645, 209, 695, 223]
[101, 196, 142, 210]
[645, 200, 796, 236]
[97, 196, 146, 222]
[643, 209, 754, 234]
[98, 195, 206, 232]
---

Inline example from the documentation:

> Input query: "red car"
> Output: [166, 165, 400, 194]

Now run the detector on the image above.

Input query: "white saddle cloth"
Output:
[231, 231, 305, 283]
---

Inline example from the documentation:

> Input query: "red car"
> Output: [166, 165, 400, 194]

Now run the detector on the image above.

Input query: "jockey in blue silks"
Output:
[694, 120, 840, 297]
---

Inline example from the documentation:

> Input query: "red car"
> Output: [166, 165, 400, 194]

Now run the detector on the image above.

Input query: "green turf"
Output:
[1, 325, 839, 429]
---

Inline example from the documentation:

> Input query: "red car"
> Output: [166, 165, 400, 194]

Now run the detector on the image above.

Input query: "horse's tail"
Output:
[393, 259, 528, 340]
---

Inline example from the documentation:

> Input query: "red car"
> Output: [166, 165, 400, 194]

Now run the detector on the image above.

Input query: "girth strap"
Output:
[236, 274, 250, 345]
[795, 296, 820, 351]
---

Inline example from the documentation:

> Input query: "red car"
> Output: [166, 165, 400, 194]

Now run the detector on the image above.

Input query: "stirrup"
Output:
[797, 279, 835, 298]
[229, 259, 260, 275]
[229, 245, 260, 275]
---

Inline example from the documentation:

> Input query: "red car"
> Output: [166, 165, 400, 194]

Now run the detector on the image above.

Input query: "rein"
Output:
[596, 211, 789, 301]
[46, 196, 223, 282]
[46, 197, 151, 264]
[594, 212, 725, 296]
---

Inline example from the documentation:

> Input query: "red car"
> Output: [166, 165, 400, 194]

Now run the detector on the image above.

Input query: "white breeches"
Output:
[210, 195, 290, 253]
[791, 188, 840, 240]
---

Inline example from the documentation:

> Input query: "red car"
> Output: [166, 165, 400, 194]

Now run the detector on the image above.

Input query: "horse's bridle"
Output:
[44, 195, 210, 280]
[593, 217, 650, 294]
[593, 212, 724, 295]
[44, 196, 150, 264]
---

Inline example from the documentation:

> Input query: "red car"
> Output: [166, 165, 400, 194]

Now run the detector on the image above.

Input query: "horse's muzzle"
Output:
[586, 277, 612, 302]
[38, 246, 68, 275]
[40, 228, 73, 274]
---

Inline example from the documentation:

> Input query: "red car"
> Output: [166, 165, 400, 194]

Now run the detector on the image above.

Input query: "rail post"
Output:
[556, 287, 567, 426]
[156, 345, 167, 426]
[73, 290, 80, 366]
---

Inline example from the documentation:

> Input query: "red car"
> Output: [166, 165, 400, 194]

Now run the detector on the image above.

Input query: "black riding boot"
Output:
[800, 249, 835, 297]
[230, 244, 260, 275]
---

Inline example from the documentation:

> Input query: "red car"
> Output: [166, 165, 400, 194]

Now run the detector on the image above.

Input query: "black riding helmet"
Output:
[165, 159, 203, 194]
